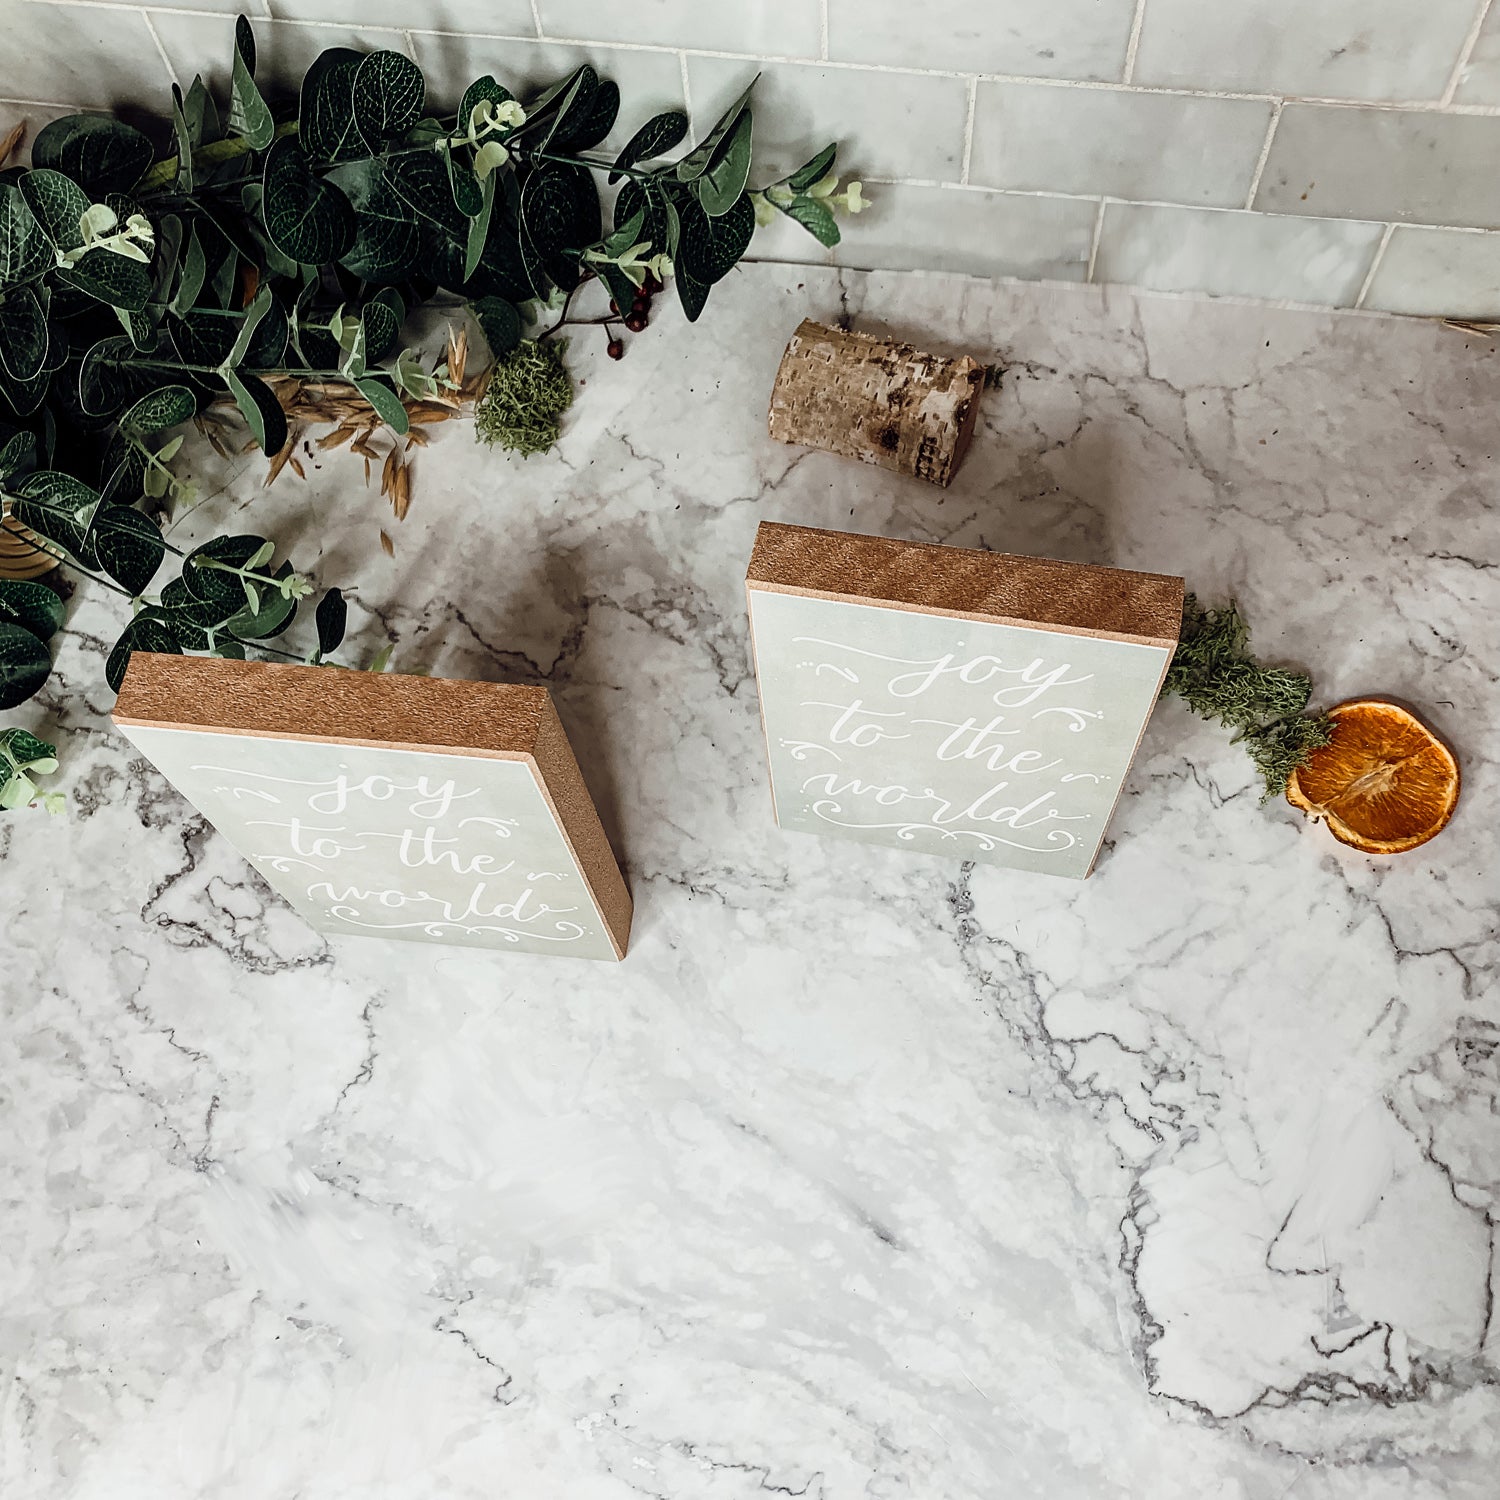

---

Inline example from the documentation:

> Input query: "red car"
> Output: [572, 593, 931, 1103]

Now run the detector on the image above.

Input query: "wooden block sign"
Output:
[113, 656, 631, 959]
[746, 523, 1184, 879]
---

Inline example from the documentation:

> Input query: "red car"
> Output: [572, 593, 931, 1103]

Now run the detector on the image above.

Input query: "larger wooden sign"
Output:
[746, 523, 1183, 879]
[114, 656, 631, 960]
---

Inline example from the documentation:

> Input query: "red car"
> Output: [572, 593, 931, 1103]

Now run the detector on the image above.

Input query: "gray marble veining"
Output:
[1, 264, 1496, 1497]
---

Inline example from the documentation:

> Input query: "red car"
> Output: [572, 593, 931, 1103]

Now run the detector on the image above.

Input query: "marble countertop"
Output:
[4, 264, 1497, 1499]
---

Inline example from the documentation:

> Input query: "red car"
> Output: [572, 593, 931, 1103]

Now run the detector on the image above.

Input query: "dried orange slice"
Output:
[1286, 698, 1459, 854]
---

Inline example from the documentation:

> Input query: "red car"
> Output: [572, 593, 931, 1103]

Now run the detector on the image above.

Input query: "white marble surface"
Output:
[3, 264, 1498, 1498]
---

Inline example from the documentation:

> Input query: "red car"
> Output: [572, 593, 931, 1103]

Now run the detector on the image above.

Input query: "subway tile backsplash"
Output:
[8, 0, 1500, 317]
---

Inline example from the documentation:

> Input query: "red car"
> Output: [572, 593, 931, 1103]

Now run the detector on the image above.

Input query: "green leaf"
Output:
[0, 428, 38, 483]
[123, 384, 197, 439]
[695, 108, 752, 217]
[676, 78, 756, 182]
[360, 290, 403, 363]
[675, 266, 710, 323]
[183, 74, 219, 148]
[458, 77, 513, 133]
[783, 142, 837, 193]
[779, 194, 840, 247]
[13, 469, 100, 559]
[315, 586, 347, 658]
[0, 285, 49, 383]
[91, 505, 165, 595]
[0, 363, 49, 420]
[300, 48, 364, 163]
[222, 284, 273, 370]
[77, 333, 139, 417]
[468, 296, 520, 358]
[0, 184, 50, 284]
[0, 727, 59, 775]
[105, 615, 180, 695]
[157, 577, 238, 648]
[529, 67, 596, 153]
[58, 248, 152, 312]
[224, 367, 287, 455]
[442, 140, 484, 218]
[553, 77, 619, 150]
[0, 622, 51, 709]
[33, 114, 153, 195]
[520, 162, 599, 267]
[609, 109, 688, 183]
[674, 190, 754, 286]
[329, 160, 421, 284]
[262, 136, 356, 267]
[229, 14, 274, 150]
[339, 312, 367, 378]
[352, 51, 425, 149]
[170, 223, 207, 314]
[354, 376, 408, 434]
[18, 169, 89, 251]
[0, 578, 64, 641]
[464, 168, 497, 282]
[223, 563, 297, 639]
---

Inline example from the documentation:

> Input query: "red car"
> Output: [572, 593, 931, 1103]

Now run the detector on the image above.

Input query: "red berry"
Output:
[606, 338, 624, 359]
[609, 300, 622, 315]
[624, 313, 646, 332]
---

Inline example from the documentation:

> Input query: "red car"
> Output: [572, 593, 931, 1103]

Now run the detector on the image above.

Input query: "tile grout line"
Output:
[1442, 0, 1494, 105]
[1243, 98, 1283, 210]
[679, 51, 693, 139]
[820, 0, 829, 62]
[1354, 223, 1397, 307]
[1085, 199, 1108, 282]
[141, 9, 179, 91]
[1121, 0, 1148, 83]
[527, 0, 545, 42]
[27, 4, 1500, 116]
[959, 77, 976, 184]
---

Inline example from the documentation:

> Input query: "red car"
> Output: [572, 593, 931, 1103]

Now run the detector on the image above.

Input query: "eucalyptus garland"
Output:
[0, 15, 857, 809]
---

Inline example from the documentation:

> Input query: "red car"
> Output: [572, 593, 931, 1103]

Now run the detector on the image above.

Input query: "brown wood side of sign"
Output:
[746, 522, 1184, 879]
[113, 655, 632, 960]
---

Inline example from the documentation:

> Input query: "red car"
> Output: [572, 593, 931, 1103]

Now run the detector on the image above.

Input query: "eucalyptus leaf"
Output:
[0, 578, 65, 641]
[223, 563, 297, 638]
[352, 50, 425, 149]
[223, 366, 288, 455]
[170, 85, 195, 193]
[183, 534, 271, 610]
[0, 622, 51, 709]
[262, 137, 357, 267]
[182, 75, 219, 147]
[0, 284, 49, 382]
[32, 114, 154, 196]
[105, 614, 180, 695]
[609, 109, 688, 182]
[354, 376, 408, 434]
[223, 284, 273, 370]
[464, 168, 497, 282]
[229, 14, 275, 150]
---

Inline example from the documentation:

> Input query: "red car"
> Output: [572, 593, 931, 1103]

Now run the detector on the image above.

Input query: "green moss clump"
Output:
[474, 338, 574, 457]
[1162, 593, 1332, 802]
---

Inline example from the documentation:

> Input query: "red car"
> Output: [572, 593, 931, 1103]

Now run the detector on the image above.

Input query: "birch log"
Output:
[766, 319, 988, 488]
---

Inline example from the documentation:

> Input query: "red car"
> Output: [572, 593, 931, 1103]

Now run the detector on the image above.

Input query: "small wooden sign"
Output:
[113, 656, 631, 960]
[746, 522, 1184, 879]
